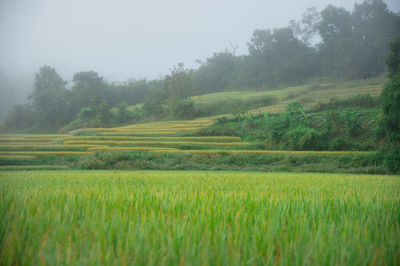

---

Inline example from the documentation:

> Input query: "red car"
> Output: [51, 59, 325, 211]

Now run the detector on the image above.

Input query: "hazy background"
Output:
[0, 0, 399, 121]
[2, 0, 399, 81]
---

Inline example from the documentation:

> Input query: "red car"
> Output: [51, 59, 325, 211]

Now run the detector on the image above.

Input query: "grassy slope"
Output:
[1, 170, 399, 265]
[120, 78, 385, 116]
[191, 81, 383, 114]
[0, 78, 388, 172]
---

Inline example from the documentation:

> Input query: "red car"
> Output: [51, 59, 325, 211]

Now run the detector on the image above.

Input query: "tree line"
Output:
[2, 0, 399, 132]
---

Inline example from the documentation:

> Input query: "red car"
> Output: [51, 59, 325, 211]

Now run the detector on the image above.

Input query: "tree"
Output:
[96, 100, 111, 123]
[31, 66, 71, 129]
[71, 71, 107, 113]
[352, 0, 400, 74]
[317, 1, 400, 78]
[3, 104, 35, 130]
[194, 51, 238, 93]
[318, 6, 352, 43]
[142, 88, 166, 118]
[33, 66, 66, 98]
[165, 63, 194, 115]
[247, 27, 318, 87]
[317, 6, 353, 76]
[379, 38, 400, 173]
[170, 99, 196, 119]
[380, 75, 400, 142]
[290, 7, 321, 45]
[115, 101, 129, 123]
[106, 79, 149, 106]
[380, 38, 400, 142]
[386, 38, 400, 77]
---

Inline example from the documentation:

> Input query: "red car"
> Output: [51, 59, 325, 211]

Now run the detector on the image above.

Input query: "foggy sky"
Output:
[1, 0, 399, 82]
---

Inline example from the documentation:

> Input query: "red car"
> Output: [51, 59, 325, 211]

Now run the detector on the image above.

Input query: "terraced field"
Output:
[0, 81, 384, 170]
[192, 84, 383, 114]
[0, 127, 372, 161]
[0, 118, 245, 168]
[118, 79, 384, 117]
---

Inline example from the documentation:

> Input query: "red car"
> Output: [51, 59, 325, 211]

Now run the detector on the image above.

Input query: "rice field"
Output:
[0, 81, 384, 165]
[0, 151, 91, 157]
[0, 117, 377, 165]
[0, 119, 223, 161]
[253, 85, 383, 114]
[190, 83, 383, 114]
[0, 128, 375, 163]
[63, 136, 242, 142]
[0, 170, 398, 265]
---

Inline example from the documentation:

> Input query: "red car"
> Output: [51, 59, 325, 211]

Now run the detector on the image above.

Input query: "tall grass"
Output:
[0, 171, 399, 265]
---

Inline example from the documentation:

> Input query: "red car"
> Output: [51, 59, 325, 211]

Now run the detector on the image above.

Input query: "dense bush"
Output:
[199, 102, 380, 151]
[70, 150, 385, 174]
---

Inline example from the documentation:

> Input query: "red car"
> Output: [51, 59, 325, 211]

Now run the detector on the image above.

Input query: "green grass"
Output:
[0, 170, 399, 265]
[189, 82, 383, 115]
[0, 165, 70, 170]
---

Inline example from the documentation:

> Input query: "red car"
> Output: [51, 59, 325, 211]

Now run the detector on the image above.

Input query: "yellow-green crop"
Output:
[0, 170, 399, 265]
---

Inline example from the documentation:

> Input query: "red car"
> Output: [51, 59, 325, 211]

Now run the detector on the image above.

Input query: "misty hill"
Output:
[0, 0, 398, 133]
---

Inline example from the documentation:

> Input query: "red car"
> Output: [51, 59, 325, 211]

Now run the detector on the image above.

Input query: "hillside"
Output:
[113, 78, 384, 120]
[0, 78, 390, 173]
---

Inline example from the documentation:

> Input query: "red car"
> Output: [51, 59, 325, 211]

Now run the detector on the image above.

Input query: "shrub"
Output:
[384, 149, 400, 174]
[284, 127, 324, 150]
[171, 99, 197, 119]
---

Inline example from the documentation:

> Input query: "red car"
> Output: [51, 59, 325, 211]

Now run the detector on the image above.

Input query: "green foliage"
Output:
[200, 102, 379, 151]
[383, 149, 400, 173]
[106, 79, 150, 106]
[68, 150, 384, 173]
[170, 99, 196, 119]
[243, 27, 318, 87]
[71, 71, 107, 113]
[343, 111, 362, 137]
[62, 100, 114, 131]
[386, 38, 400, 77]
[317, 1, 400, 79]
[31, 66, 71, 129]
[284, 127, 325, 150]
[165, 63, 194, 114]
[95, 100, 111, 123]
[114, 101, 129, 123]
[194, 50, 239, 94]
[379, 45, 400, 142]
[142, 88, 167, 118]
[78, 105, 97, 121]
[378, 38, 400, 173]
[313, 94, 379, 111]
[2, 105, 35, 131]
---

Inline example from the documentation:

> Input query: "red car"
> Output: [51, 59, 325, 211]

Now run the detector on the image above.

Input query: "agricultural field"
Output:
[0, 79, 387, 171]
[0, 119, 219, 162]
[0, 170, 399, 265]
[0, 126, 375, 171]
[191, 83, 383, 115]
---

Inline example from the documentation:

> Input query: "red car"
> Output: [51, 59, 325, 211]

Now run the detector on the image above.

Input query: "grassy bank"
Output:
[0, 150, 384, 174]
